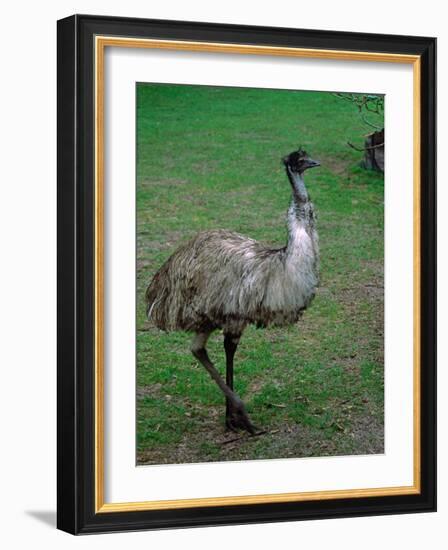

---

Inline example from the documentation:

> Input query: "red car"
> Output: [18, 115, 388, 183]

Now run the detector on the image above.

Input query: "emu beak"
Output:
[305, 158, 320, 169]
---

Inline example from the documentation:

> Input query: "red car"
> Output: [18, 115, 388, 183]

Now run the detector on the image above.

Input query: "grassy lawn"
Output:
[136, 84, 384, 465]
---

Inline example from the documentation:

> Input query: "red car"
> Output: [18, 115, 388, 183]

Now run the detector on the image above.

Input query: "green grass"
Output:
[136, 84, 384, 464]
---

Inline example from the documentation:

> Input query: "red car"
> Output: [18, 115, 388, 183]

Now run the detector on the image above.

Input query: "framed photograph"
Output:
[57, 14, 436, 534]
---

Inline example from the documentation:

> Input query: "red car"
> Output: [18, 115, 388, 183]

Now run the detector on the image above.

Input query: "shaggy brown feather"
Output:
[146, 149, 320, 335]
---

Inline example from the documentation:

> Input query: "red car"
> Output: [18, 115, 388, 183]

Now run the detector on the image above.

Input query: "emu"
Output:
[145, 149, 320, 434]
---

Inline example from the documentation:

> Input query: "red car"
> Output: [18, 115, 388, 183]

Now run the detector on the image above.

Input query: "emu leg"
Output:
[224, 333, 244, 432]
[191, 332, 256, 435]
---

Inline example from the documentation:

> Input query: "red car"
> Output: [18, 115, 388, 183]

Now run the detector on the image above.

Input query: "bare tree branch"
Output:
[361, 114, 382, 130]
[347, 141, 385, 152]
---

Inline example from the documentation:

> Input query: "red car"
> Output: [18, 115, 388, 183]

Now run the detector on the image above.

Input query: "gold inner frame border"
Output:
[94, 35, 421, 513]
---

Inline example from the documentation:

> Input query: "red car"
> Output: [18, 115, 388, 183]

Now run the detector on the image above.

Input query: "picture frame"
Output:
[57, 14, 436, 534]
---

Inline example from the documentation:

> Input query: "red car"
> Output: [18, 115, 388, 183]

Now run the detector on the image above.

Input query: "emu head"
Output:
[283, 149, 320, 175]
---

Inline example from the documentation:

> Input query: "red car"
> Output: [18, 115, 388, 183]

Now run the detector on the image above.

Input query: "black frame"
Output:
[57, 14, 436, 534]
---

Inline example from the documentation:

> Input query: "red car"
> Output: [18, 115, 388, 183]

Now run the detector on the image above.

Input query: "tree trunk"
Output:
[361, 128, 384, 172]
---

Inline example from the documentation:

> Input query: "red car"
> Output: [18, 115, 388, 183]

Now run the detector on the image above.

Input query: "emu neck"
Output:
[286, 167, 308, 203]
[285, 169, 312, 255]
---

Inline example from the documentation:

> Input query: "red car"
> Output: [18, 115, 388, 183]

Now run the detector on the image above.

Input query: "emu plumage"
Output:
[145, 149, 320, 433]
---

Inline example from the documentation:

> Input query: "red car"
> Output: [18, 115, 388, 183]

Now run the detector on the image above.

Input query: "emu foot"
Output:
[225, 401, 258, 435]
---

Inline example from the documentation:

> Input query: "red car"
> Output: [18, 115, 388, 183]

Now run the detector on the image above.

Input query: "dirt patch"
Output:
[349, 413, 384, 455]
[137, 404, 384, 466]
[328, 354, 361, 374]
[246, 378, 265, 399]
[136, 383, 163, 400]
[321, 154, 353, 177]
[338, 258, 384, 310]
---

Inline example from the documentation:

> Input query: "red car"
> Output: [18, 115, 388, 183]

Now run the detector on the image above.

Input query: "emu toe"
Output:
[225, 406, 258, 435]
